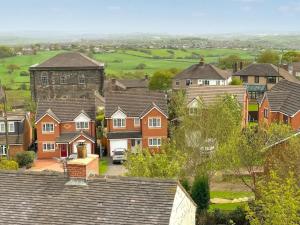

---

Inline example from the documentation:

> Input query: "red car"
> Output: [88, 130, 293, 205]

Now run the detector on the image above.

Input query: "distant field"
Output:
[0, 48, 257, 103]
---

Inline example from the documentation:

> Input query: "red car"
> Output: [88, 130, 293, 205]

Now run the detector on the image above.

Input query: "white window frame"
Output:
[76, 121, 89, 130]
[197, 79, 203, 85]
[0, 122, 5, 133]
[134, 118, 140, 127]
[186, 79, 192, 86]
[42, 123, 54, 133]
[264, 108, 269, 118]
[148, 138, 162, 147]
[8, 122, 15, 132]
[0, 145, 7, 156]
[41, 74, 48, 86]
[42, 142, 55, 152]
[204, 80, 210, 85]
[148, 117, 161, 128]
[216, 80, 220, 85]
[113, 118, 126, 128]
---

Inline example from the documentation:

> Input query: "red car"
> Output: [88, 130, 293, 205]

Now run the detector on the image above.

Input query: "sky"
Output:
[1, 0, 300, 35]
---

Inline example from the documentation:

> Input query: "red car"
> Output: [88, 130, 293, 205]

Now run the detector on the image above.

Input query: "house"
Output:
[173, 59, 231, 90]
[30, 52, 105, 101]
[0, 159, 196, 225]
[104, 76, 149, 93]
[0, 112, 33, 158]
[290, 62, 300, 77]
[233, 63, 298, 100]
[105, 90, 168, 155]
[186, 86, 249, 127]
[258, 80, 300, 130]
[35, 98, 97, 159]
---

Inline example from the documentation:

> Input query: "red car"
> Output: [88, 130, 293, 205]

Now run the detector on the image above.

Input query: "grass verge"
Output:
[99, 157, 109, 175]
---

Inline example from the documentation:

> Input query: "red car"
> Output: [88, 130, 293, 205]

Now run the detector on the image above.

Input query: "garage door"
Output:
[110, 139, 128, 156]
[73, 140, 92, 154]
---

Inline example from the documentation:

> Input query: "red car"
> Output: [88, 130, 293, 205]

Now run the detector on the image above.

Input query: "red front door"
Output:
[61, 144, 67, 158]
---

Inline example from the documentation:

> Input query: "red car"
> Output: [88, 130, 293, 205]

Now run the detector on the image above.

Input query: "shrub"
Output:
[20, 71, 29, 76]
[180, 178, 191, 193]
[16, 151, 35, 168]
[230, 77, 243, 85]
[0, 158, 19, 170]
[135, 63, 146, 70]
[191, 175, 210, 213]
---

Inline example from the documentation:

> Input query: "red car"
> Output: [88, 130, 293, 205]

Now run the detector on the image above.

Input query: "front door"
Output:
[61, 144, 67, 158]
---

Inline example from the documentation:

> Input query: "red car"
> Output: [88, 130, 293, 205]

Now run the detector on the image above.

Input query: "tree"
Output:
[135, 63, 146, 70]
[230, 77, 243, 85]
[0, 46, 14, 58]
[191, 175, 210, 213]
[256, 50, 280, 64]
[218, 55, 241, 69]
[246, 171, 300, 225]
[282, 51, 300, 63]
[6, 64, 20, 74]
[149, 68, 179, 91]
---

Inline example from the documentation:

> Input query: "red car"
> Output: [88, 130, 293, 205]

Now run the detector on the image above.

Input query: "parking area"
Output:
[104, 157, 127, 176]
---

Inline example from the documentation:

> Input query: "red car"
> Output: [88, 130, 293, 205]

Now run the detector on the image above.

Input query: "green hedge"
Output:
[0, 158, 19, 170]
[16, 151, 35, 168]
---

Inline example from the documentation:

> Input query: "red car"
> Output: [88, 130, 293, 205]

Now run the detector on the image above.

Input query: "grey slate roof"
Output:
[234, 63, 298, 82]
[0, 170, 179, 225]
[174, 63, 230, 80]
[107, 131, 142, 139]
[117, 78, 149, 89]
[105, 90, 168, 117]
[186, 85, 247, 106]
[36, 98, 96, 122]
[30, 52, 104, 70]
[263, 80, 300, 116]
[56, 131, 95, 143]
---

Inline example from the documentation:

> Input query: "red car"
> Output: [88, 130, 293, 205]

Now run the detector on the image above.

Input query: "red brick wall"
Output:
[86, 156, 99, 176]
[60, 121, 95, 137]
[67, 156, 99, 178]
[290, 112, 300, 130]
[9, 145, 24, 158]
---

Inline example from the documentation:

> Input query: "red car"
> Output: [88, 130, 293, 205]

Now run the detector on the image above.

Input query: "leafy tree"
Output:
[219, 55, 241, 69]
[246, 171, 300, 225]
[135, 63, 146, 70]
[0, 46, 14, 58]
[230, 77, 243, 85]
[149, 68, 179, 91]
[257, 50, 280, 64]
[191, 175, 210, 213]
[282, 51, 300, 63]
[6, 64, 20, 74]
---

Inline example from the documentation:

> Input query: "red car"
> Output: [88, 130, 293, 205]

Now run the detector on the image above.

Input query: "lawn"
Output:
[99, 157, 109, 175]
[211, 191, 253, 200]
[248, 104, 258, 111]
[209, 202, 246, 211]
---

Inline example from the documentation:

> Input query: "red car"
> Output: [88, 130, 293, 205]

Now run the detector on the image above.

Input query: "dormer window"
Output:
[113, 118, 126, 128]
[78, 75, 85, 84]
[76, 122, 89, 130]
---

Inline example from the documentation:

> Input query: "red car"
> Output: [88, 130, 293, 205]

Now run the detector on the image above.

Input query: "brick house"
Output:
[0, 112, 33, 158]
[258, 80, 300, 130]
[30, 52, 105, 101]
[233, 63, 298, 101]
[173, 59, 231, 90]
[35, 98, 96, 159]
[105, 90, 168, 155]
[186, 86, 249, 127]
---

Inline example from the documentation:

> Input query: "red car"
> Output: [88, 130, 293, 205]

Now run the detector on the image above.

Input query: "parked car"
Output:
[112, 148, 126, 164]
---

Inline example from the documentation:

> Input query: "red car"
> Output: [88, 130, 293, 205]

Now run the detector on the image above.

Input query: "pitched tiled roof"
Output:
[174, 63, 230, 80]
[36, 98, 96, 122]
[56, 131, 95, 143]
[186, 85, 247, 106]
[30, 52, 104, 70]
[107, 131, 142, 139]
[234, 63, 298, 82]
[263, 80, 300, 116]
[0, 170, 178, 225]
[117, 78, 149, 89]
[105, 90, 168, 117]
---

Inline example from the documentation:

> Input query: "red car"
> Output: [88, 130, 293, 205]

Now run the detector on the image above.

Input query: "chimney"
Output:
[66, 154, 99, 184]
[233, 62, 238, 73]
[239, 61, 243, 70]
[199, 57, 205, 66]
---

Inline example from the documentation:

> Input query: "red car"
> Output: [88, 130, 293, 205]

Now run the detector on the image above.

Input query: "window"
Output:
[76, 122, 89, 130]
[60, 75, 67, 84]
[296, 72, 300, 77]
[42, 123, 54, 133]
[0, 145, 7, 156]
[267, 76, 276, 84]
[134, 118, 140, 127]
[78, 75, 85, 84]
[113, 118, 126, 128]
[216, 80, 220, 85]
[0, 122, 5, 133]
[43, 142, 55, 152]
[175, 80, 180, 86]
[264, 108, 269, 118]
[204, 80, 210, 85]
[186, 79, 192, 86]
[148, 138, 161, 147]
[148, 118, 161, 128]
[41, 74, 48, 86]
[189, 107, 198, 115]
[8, 122, 14, 132]
[255, 76, 259, 83]
[197, 79, 203, 85]
[283, 115, 289, 124]
[241, 76, 248, 83]
[249, 91, 257, 99]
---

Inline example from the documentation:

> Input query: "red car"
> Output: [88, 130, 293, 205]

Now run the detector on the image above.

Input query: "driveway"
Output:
[29, 159, 65, 173]
[104, 157, 127, 176]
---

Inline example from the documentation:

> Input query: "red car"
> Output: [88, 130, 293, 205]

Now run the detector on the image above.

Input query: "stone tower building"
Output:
[30, 52, 105, 101]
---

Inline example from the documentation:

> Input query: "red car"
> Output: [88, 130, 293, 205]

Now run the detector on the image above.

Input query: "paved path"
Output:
[104, 157, 127, 176]
[29, 159, 64, 173]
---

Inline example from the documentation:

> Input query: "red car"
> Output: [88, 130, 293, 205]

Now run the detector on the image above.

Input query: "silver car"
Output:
[112, 148, 126, 164]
